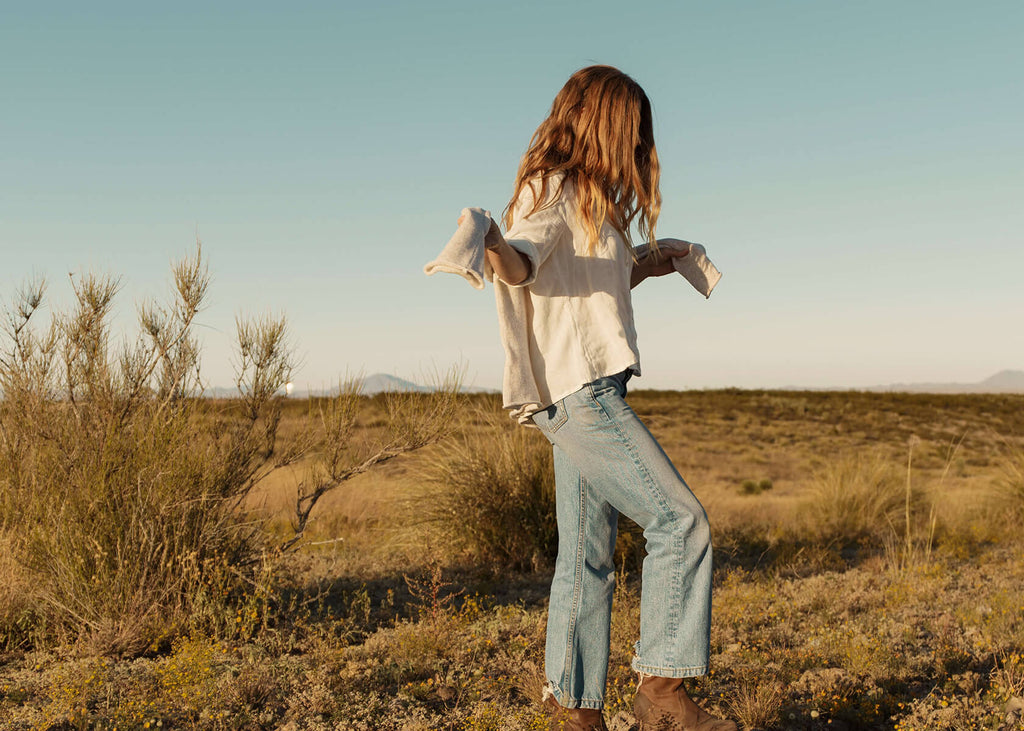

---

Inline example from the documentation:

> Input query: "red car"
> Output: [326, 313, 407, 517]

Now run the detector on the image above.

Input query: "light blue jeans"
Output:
[531, 370, 713, 710]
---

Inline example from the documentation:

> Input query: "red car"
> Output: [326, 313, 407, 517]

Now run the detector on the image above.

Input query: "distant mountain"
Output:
[357, 373, 499, 396]
[866, 369, 1024, 394]
[203, 385, 241, 398]
[359, 373, 433, 395]
[979, 370, 1024, 391]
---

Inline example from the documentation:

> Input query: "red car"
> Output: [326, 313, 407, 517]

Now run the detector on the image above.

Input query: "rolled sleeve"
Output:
[501, 178, 570, 287]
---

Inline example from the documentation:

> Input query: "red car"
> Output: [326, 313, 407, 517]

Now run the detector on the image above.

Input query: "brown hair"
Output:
[503, 65, 661, 254]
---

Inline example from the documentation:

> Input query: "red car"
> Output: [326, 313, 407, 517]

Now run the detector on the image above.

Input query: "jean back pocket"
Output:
[532, 400, 568, 434]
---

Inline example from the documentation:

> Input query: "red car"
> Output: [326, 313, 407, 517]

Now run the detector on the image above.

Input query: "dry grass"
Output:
[0, 258, 460, 657]
[3, 384, 1024, 729]
[804, 448, 910, 545]
[0, 253, 276, 656]
[0, 535, 37, 653]
[419, 405, 556, 571]
[995, 439, 1024, 519]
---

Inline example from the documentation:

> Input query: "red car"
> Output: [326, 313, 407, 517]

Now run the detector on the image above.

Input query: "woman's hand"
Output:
[484, 218, 505, 250]
[455, 215, 505, 250]
[631, 239, 691, 288]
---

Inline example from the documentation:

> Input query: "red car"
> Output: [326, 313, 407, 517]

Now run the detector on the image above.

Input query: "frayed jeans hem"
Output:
[631, 658, 708, 678]
[544, 682, 604, 710]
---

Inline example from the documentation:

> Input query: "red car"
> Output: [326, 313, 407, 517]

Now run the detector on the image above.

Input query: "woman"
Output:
[482, 66, 736, 731]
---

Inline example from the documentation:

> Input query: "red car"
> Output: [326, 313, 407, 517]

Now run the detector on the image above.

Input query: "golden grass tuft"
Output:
[728, 677, 783, 730]
[804, 448, 911, 545]
[420, 403, 556, 571]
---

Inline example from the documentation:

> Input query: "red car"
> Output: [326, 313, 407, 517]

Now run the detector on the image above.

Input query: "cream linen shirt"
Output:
[492, 175, 641, 423]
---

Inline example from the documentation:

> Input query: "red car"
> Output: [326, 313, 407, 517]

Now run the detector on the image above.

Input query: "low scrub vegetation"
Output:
[996, 442, 1024, 519]
[0, 250, 459, 658]
[2, 255, 1023, 729]
[804, 448, 914, 547]
[423, 407, 556, 572]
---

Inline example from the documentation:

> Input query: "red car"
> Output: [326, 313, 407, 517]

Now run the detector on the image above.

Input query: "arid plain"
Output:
[3, 387, 1024, 730]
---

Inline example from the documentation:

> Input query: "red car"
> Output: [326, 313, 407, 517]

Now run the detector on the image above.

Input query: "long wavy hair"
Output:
[503, 65, 661, 254]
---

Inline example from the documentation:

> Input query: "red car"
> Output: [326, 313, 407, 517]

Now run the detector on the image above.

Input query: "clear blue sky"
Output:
[2, 1, 1021, 391]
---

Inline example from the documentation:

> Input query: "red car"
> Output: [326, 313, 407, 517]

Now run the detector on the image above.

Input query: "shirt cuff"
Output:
[500, 238, 540, 287]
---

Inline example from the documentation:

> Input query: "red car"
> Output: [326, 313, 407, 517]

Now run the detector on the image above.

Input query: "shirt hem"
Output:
[504, 360, 641, 425]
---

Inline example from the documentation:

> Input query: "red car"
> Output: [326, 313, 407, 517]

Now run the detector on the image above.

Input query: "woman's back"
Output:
[495, 174, 641, 422]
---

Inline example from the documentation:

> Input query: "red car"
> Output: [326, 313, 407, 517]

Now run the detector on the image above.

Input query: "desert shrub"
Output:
[0, 253, 290, 654]
[421, 405, 652, 574]
[424, 406, 556, 571]
[804, 449, 917, 547]
[993, 440, 1024, 522]
[0, 250, 459, 655]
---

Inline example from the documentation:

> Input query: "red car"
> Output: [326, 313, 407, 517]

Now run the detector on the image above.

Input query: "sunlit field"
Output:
[3, 369, 1023, 729]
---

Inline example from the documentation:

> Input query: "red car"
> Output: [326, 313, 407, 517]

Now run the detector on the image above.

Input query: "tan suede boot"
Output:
[633, 675, 737, 731]
[543, 694, 608, 731]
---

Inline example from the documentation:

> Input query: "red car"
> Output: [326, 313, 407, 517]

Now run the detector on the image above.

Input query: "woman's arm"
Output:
[630, 239, 691, 289]
[453, 213, 531, 285]
[483, 219, 532, 285]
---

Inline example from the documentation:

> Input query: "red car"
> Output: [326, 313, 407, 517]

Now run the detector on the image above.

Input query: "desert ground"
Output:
[2, 388, 1023, 730]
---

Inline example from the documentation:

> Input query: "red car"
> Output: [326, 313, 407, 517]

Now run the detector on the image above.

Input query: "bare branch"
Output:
[280, 367, 463, 552]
